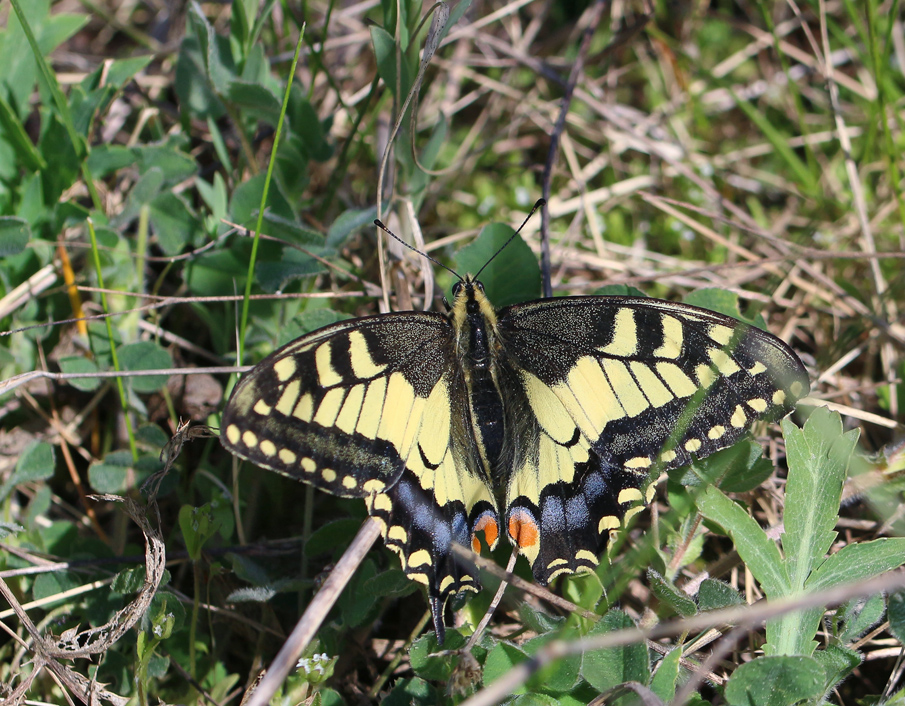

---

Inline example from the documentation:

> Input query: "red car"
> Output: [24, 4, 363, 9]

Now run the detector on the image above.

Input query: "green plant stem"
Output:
[237, 26, 306, 366]
[87, 219, 138, 462]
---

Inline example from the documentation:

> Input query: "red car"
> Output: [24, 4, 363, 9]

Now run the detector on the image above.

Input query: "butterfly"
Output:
[220, 241, 809, 643]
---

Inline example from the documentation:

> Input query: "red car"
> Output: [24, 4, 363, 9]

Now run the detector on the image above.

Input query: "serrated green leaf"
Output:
[723, 655, 823, 706]
[782, 408, 855, 591]
[696, 485, 789, 597]
[807, 537, 905, 592]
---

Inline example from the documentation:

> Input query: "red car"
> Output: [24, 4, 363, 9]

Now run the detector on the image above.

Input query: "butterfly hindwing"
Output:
[497, 296, 809, 583]
[221, 313, 500, 640]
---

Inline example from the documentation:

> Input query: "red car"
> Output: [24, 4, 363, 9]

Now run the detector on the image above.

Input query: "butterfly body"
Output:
[221, 276, 808, 642]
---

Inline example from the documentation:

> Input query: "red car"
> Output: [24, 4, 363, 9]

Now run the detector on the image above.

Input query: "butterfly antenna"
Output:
[474, 199, 546, 280]
[374, 219, 463, 282]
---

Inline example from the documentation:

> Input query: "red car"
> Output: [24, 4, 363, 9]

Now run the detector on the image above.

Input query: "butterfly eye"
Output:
[475, 282, 485, 292]
[452, 281, 463, 297]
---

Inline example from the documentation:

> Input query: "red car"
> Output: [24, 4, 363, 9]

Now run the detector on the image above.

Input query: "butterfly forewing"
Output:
[497, 296, 809, 583]
[221, 313, 500, 640]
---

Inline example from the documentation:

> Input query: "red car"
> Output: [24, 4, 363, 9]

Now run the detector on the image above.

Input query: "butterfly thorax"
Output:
[450, 277, 506, 477]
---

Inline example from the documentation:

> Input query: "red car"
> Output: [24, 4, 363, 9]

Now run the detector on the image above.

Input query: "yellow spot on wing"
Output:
[342, 476, 357, 490]
[575, 550, 598, 564]
[695, 364, 717, 388]
[275, 379, 301, 416]
[618, 488, 644, 504]
[731, 405, 747, 428]
[709, 324, 734, 346]
[749, 361, 767, 375]
[278, 449, 296, 464]
[654, 316, 683, 359]
[559, 358, 626, 438]
[626, 456, 651, 469]
[772, 389, 786, 405]
[408, 549, 432, 568]
[660, 449, 677, 463]
[293, 393, 314, 421]
[253, 399, 272, 415]
[301, 457, 316, 473]
[630, 361, 673, 408]
[708, 425, 726, 440]
[748, 398, 768, 413]
[624, 506, 645, 523]
[708, 348, 741, 376]
[524, 372, 578, 444]
[315, 342, 342, 387]
[388, 525, 407, 542]
[259, 440, 276, 456]
[602, 359, 648, 417]
[415, 379, 451, 465]
[321, 468, 337, 482]
[313, 387, 345, 426]
[656, 362, 697, 398]
[348, 330, 388, 378]
[334, 383, 365, 433]
[378, 373, 416, 446]
[273, 357, 296, 382]
[242, 430, 258, 447]
[684, 438, 702, 452]
[363, 479, 386, 494]
[356, 377, 386, 439]
[598, 515, 620, 532]
[600, 308, 638, 356]
[226, 425, 240, 445]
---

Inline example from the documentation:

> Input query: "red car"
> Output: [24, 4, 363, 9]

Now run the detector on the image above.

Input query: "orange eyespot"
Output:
[507, 509, 539, 549]
[472, 513, 499, 552]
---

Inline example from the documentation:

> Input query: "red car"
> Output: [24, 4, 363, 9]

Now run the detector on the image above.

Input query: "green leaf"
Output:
[226, 81, 281, 124]
[782, 408, 855, 591]
[15, 440, 55, 483]
[117, 341, 172, 393]
[837, 593, 885, 643]
[696, 485, 789, 597]
[812, 644, 861, 695]
[453, 223, 541, 307]
[112, 566, 147, 594]
[0, 216, 30, 256]
[484, 642, 530, 692]
[326, 206, 379, 250]
[697, 579, 744, 611]
[581, 610, 649, 691]
[410, 631, 465, 680]
[59, 356, 100, 392]
[687, 440, 773, 493]
[683, 288, 744, 321]
[723, 655, 823, 706]
[888, 590, 905, 644]
[179, 503, 222, 561]
[647, 569, 697, 617]
[650, 647, 681, 702]
[149, 191, 200, 255]
[88, 450, 151, 493]
[524, 631, 581, 693]
[381, 677, 437, 706]
[807, 538, 905, 592]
